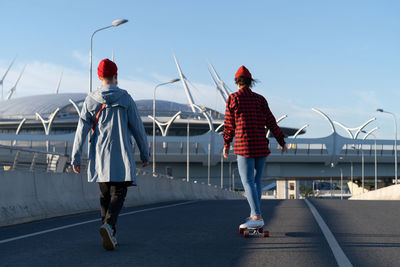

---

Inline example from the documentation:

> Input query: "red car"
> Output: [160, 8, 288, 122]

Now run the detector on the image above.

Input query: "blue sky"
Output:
[0, 0, 399, 139]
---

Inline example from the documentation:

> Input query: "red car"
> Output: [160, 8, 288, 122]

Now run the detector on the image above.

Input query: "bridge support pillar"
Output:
[276, 179, 299, 199]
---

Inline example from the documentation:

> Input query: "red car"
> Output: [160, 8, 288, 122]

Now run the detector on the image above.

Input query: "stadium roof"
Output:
[0, 93, 86, 119]
[0, 93, 224, 120]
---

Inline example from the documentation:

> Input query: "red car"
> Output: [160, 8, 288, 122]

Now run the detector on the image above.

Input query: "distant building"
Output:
[0, 93, 304, 137]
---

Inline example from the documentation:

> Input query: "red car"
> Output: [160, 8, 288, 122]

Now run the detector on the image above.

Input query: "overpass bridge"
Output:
[149, 131, 399, 199]
[0, 129, 398, 199]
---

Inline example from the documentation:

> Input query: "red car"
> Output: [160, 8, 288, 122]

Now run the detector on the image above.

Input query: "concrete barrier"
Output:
[349, 184, 400, 200]
[0, 171, 243, 227]
[347, 181, 369, 196]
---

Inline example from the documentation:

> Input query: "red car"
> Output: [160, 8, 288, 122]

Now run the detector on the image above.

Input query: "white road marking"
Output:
[0, 201, 197, 244]
[304, 199, 353, 267]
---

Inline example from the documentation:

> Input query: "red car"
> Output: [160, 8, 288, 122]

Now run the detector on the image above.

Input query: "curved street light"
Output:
[377, 108, 397, 185]
[112, 19, 128, 26]
[89, 19, 128, 93]
[152, 78, 180, 175]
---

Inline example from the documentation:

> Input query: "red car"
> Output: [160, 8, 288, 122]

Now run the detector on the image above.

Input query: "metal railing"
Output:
[0, 144, 68, 172]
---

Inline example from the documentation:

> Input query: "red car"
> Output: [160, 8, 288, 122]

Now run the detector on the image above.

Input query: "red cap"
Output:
[97, 59, 118, 78]
[235, 65, 252, 79]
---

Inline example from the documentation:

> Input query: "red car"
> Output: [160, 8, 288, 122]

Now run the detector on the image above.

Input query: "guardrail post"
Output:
[229, 161, 232, 191]
[220, 152, 224, 189]
[30, 152, 38, 172]
[64, 141, 68, 155]
[12, 151, 20, 170]
[163, 141, 168, 154]
[207, 142, 211, 185]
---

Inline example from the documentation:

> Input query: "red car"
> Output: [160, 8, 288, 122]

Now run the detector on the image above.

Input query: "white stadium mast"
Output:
[6, 65, 25, 100]
[55, 70, 63, 94]
[208, 67, 227, 104]
[173, 54, 196, 113]
[208, 61, 231, 99]
[0, 56, 17, 100]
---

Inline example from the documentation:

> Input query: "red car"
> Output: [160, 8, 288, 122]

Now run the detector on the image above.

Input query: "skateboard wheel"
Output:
[243, 231, 250, 238]
[239, 227, 244, 234]
[263, 231, 269, 237]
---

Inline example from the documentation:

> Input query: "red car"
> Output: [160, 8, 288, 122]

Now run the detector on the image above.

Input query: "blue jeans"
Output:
[237, 155, 267, 216]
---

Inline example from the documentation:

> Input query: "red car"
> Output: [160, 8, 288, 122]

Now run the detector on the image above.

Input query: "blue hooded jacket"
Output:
[71, 84, 149, 183]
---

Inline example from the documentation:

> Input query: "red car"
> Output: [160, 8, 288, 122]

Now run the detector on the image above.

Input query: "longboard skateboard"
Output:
[239, 226, 269, 238]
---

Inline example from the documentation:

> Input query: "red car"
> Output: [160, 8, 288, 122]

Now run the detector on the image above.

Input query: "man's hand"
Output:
[72, 165, 81, 174]
[223, 146, 229, 158]
[282, 144, 288, 153]
[142, 161, 150, 167]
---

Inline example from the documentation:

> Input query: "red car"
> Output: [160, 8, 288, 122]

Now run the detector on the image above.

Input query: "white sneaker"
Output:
[239, 217, 264, 229]
[99, 224, 116, 250]
[112, 235, 118, 246]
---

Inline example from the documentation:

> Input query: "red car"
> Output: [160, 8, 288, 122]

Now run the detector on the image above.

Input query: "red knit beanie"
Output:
[235, 65, 252, 79]
[97, 59, 118, 78]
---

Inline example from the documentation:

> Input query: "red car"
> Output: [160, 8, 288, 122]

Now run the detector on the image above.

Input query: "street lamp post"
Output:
[187, 116, 190, 182]
[152, 79, 180, 175]
[362, 128, 378, 190]
[350, 160, 353, 195]
[220, 152, 224, 189]
[377, 109, 397, 184]
[374, 136, 377, 190]
[207, 141, 211, 186]
[229, 161, 232, 191]
[361, 148, 364, 193]
[89, 19, 128, 94]
[233, 169, 235, 191]
[340, 168, 343, 200]
[352, 143, 365, 193]
[232, 168, 238, 192]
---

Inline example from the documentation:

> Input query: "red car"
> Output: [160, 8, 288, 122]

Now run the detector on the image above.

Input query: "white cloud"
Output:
[72, 50, 102, 69]
[351, 90, 380, 108]
[0, 61, 87, 97]
[72, 50, 89, 68]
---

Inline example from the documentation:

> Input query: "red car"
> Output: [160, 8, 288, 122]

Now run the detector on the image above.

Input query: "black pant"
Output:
[99, 182, 130, 234]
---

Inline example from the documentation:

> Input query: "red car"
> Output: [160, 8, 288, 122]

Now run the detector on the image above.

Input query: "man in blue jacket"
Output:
[72, 59, 150, 250]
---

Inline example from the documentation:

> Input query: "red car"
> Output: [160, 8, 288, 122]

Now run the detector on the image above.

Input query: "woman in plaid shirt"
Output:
[223, 66, 287, 229]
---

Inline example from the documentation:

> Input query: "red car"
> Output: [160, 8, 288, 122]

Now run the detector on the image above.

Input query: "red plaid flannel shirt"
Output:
[223, 87, 286, 157]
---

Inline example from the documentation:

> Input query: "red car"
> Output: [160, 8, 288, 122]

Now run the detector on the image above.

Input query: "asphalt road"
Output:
[1, 199, 397, 267]
[311, 199, 400, 267]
